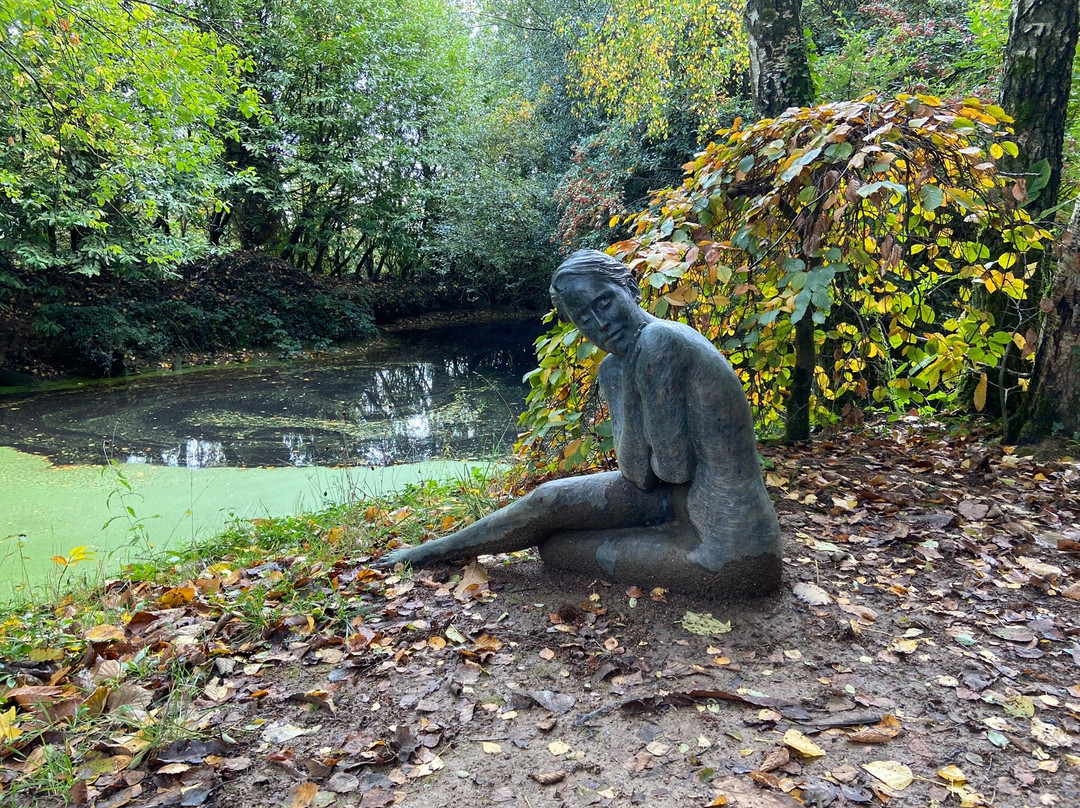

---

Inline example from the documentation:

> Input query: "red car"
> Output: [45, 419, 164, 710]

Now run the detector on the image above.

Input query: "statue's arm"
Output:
[633, 327, 693, 484]
[599, 356, 656, 491]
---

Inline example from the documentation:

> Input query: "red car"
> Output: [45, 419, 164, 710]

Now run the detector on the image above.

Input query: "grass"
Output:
[0, 465, 516, 805]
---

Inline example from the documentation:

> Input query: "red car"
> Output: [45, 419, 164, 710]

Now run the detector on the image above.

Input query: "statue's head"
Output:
[550, 249, 646, 357]
[550, 250, 641, 312]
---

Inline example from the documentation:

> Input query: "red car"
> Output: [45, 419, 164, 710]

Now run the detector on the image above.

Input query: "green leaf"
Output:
[857, 181, 907, 198]
[1027, 159, 1051, 200]
[919, 184, 944, 212]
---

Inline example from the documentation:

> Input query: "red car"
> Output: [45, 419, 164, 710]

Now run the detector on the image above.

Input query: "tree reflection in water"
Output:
[0, 321, 544, 467]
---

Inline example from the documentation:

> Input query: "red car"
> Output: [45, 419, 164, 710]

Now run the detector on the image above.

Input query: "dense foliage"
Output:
[0, 0, 252, 275]
[3, 0, 1079, 440]
[520, 94, 1051, 469]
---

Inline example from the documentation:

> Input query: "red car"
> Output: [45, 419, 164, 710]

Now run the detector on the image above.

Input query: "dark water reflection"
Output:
[0, 320, 544, 467]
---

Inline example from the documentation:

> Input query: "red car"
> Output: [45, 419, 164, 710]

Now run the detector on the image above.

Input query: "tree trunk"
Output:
[785, 314, 815, 443]
[1019, 199, 1080, 440]
[994, 0, 1079, 437]
[744, 0, 814, 118]
[746, 0, 815, 441]
[1000, 0, 1079, 216]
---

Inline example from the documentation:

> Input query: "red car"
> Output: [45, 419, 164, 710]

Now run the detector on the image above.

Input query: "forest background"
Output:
[2, 0, 1079, 452]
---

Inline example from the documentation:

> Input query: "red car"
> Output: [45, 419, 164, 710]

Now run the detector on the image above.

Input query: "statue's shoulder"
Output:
[598, 352, 622, 382]
[638, 320, 731, 372]
[637, 320, 705, 353]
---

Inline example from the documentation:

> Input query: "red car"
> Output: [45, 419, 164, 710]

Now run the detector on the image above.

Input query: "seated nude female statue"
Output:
[380, 249, 782, 597]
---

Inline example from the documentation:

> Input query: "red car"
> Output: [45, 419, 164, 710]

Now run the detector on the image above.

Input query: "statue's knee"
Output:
[528, 478, 575, 511]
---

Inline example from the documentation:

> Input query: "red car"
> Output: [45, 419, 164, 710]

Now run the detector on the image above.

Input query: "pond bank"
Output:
[0, 250, 546, 381]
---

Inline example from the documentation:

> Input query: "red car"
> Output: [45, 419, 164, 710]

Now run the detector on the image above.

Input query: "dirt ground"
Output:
[7, 424, 1080, 808]
[196, 427, 1080, 808]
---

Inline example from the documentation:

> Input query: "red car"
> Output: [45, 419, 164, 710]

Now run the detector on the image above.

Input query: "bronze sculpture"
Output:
[380, 249, 782, 596]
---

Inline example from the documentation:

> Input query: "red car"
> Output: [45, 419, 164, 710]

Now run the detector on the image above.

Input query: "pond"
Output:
[0, 319, 544, 593]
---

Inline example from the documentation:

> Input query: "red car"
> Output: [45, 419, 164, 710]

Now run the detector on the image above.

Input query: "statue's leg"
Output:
[539, 525, 782, 597]
[539, 483, 782, 596]
[379, 471, 670, 568]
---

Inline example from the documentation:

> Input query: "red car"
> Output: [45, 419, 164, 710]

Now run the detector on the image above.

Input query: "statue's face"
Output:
[556, 273, 645, 358]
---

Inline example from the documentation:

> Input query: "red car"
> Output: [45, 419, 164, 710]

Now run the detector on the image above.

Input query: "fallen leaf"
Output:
[530, 770, 565, 785]
[0, 707, 23, 743]
[783, 729, 825, 759]
[862, 760, 913, 790]
[444, 625, 468, 644]
[85, 624, 125, 643]
[529, 690, 575, 714]
[957, 500, 989, 521]
[325, 772, 360, 793]
[847, 714, 902, 744]
[759, 746, 790, 772]
[262, 722, 321, 744]
[482, 742, 502, 754]
[285, 782, 318, 808]
[1031, 717, 1073, 748]
[681, 611, 731, 636]
[548, 740, 571, 756]
[1017, 556, 1062, 582]
[939, 765, 967, 784]
[158, 585, 196, 608]
[793, 582, 832, 605]
[454, 561, 490, 601]
[711, 776, 804, 806]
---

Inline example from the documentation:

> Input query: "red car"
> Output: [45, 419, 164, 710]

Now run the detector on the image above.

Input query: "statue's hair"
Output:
[549, 250, 641, 319]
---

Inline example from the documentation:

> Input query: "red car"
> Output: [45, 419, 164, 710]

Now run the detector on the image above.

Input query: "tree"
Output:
[744, 0, 815, 441]
[0, 0, 252, 276]
[744, 0, 815, 118]
[566, 0, 749, 139]
[1020, 199, 1080, 440]
[999, 0, 1079, 217]
[990, 0, 1079, 439]
[199, 0, 470, 280]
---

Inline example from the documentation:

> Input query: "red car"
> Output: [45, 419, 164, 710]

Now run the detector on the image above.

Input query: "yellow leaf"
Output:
[663, 284, 698, 306]
[158, 586, 195, 608]
[948, 783, 988, 807]
[51, 556, 69, 567]
[783, 728, 825, 759]
[974, 373, 987, 412]
[548, 740, 572, 756]
[939, 764, 967, 784]
[862, 760, 913, 790]
[285, 782, 318, 808]
[66, 545, 96, 563]
[0, 707, 23, 743]
[86, 624, 125, 643]
[482, 741, 502, 754]
[83, 685, 110, 718]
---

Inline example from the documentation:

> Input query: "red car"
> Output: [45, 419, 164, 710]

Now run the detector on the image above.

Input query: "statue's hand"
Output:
[374, 544, 432, 570]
